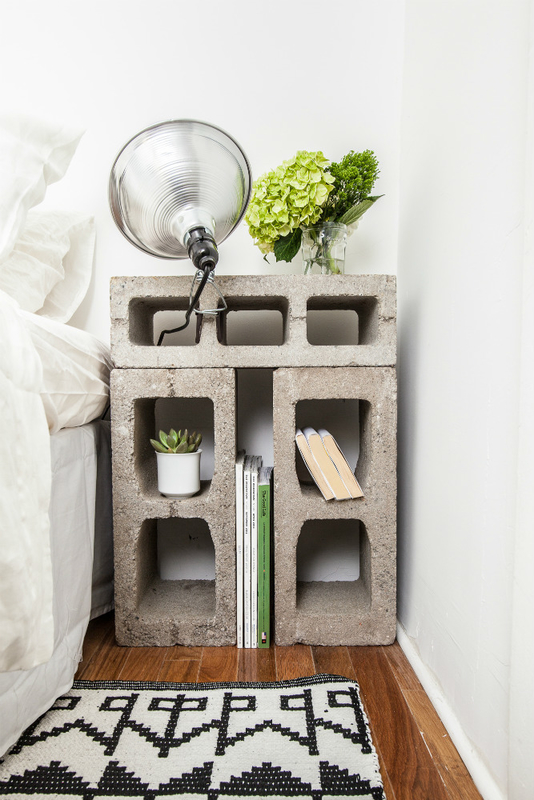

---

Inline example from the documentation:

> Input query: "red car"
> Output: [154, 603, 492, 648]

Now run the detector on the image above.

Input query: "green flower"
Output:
[245, 150, 335, 258]
[320, 150, 382, 226]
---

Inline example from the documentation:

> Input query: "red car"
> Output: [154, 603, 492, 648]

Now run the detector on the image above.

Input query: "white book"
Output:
[250, 455, 262, 649]
[243, 455, 253, 648]
[235, 450, 246, 648]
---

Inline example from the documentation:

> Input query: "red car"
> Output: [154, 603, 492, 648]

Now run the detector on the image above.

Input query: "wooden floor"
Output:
[76, 613, 482, 800]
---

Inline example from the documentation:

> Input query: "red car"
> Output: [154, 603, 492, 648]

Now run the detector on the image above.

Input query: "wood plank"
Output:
[237, 647, 277, 682]
[75, 613, 114, 679]
[80, 636, 131, 681]
[274, 644, 314, 680]
[402, 689, 483, 800]
[383, 642, 424, 691]
[311, 646, 356, 679]
[158, 658, 201, 682]
[348, 646, 450, 800]
[197, 646, 238, 682]
[165, 645, 203, 661]
[383, 645, 482, 800]
[380, 766, 397, 800]
[118, 647, 167, 681]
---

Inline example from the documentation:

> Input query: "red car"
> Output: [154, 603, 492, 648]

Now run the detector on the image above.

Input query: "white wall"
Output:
[398, 1, 533, 798]
[2, 0, 403, 343]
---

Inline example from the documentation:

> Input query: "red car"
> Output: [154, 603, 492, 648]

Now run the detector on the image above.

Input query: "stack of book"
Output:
[235, 453, 273, 648]
[295, 427, 364, 501]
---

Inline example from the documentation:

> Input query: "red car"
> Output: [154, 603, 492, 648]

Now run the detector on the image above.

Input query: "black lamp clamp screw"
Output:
[187, 227, 219, 274]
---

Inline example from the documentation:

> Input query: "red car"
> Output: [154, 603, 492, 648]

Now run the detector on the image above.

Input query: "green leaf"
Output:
[273, 228, 303, 262]
[150, 439, 169, 453]
[338, 195, 383, 226]
[167, 428, 178, 448]
[158, 430, 168, 448]
[174, 442, 188, 453]
[187, 432, 202, 452]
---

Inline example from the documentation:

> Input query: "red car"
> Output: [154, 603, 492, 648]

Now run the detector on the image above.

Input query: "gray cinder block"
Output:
[110, 367, 237, 646]
[110, 274, 396, 369]
[272, 367, 397, 645]
[109, 274, 397, 648]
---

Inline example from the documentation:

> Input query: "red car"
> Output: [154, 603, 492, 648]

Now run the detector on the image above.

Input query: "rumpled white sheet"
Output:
[0, 290, 53, 672]
[20, 310, 113, 435]
[0, 114, 110, 673]
[0, 289, 112, 672]
[0, 209, 96, 322]
[0, 420, 113, 756]
[0, 114, 82, 262]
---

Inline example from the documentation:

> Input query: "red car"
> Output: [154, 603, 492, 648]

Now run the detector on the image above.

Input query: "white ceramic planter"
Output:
[156, 450, 202, 498]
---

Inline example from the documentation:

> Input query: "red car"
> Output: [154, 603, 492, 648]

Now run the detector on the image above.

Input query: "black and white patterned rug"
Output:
[0, 675, 384, 799]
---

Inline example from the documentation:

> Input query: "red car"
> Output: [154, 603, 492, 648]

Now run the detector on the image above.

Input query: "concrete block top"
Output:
[110, 274, 396, 369]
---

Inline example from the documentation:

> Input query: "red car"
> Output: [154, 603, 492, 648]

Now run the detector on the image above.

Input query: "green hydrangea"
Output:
[245, 150, 335, 256]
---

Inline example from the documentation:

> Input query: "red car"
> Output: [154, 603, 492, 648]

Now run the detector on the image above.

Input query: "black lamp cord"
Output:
[156, 267, 211, 346]
[156, 227, 219, 346]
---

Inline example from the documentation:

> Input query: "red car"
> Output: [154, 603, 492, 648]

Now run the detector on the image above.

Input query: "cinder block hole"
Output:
[307, 310, 359, 345]
[136, 519, 216, 621]
[218, 297, 288, 346]
[134, 397, 214, 495]
[236, 369, 274, 464]
[126, 297, 194, 346]
[153, 310, 197, 346]
[157, 518, 215, 580]
[296, 519, 371, 613]
[295, 399, 371, 494]
[306, 296, 378, 345]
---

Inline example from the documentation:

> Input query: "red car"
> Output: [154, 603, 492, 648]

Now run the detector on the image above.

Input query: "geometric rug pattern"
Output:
[0, 675, 384, 798]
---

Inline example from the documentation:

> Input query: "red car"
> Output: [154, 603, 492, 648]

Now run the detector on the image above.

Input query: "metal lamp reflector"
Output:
[109, 119, 252, 264]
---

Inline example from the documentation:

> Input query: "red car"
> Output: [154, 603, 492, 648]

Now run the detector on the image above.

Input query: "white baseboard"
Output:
[396, 622, 504, 800]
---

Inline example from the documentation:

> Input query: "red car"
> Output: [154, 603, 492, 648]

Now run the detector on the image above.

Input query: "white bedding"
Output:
[0, 291, 112, 674]
[0, 114, 112, 673]
[0, 420, 113, 756]
[0, 291, 53, 672]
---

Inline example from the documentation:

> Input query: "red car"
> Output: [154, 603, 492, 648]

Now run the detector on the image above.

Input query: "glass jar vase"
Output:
[301, 222, 348, 275]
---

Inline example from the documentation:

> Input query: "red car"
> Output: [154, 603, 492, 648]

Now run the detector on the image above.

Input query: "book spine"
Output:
[257, 479, 271, 648]
[250, 460, 259, 649]
[235, 457, 244, 648]
[243, 464, 251, 649]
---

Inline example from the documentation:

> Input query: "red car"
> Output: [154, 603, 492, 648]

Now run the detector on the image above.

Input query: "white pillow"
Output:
[19, 310, 113, 434]
[0, 209, 96, 321]
[0, 114, 83, 262]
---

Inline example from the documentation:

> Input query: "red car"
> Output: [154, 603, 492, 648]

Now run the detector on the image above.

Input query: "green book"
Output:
[257, 466, 273, 648]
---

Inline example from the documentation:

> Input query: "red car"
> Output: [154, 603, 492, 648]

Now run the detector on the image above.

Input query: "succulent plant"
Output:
[150, 428, 202, 454]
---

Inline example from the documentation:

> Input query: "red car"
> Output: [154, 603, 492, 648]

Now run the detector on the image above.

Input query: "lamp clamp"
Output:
[191, 270, 227, 344]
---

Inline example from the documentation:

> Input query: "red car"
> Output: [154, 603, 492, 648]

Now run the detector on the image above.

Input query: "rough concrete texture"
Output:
[110, 274, 396, 369]
[272, 367, 397, 646]
[110, 276, 397, 647]
[110, 367, 237, 646]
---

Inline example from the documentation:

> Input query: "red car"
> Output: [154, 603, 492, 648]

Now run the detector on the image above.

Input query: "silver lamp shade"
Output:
[109, 119, 252, 262]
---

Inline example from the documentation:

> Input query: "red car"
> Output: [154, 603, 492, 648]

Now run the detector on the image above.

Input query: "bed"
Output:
[0, 115, 113, 755]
